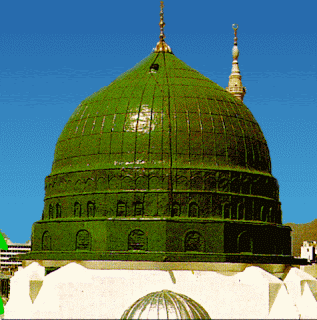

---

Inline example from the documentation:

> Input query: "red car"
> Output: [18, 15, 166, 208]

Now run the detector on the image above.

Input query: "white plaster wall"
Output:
[4, 262, 317, 319]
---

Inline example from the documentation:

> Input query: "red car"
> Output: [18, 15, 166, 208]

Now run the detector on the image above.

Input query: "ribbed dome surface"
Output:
[121, 290, 210, 319]
[51, 52, 271, 176]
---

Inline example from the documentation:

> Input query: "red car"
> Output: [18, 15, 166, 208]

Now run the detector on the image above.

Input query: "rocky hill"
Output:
[285, 219, 317, 257]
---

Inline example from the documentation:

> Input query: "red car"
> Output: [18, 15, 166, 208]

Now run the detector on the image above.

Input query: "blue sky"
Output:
[1, 0, 316, 243]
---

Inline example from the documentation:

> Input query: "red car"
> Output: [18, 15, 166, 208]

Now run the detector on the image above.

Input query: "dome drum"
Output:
[42, 167, 282, 223]
[27, 218, 292, 264]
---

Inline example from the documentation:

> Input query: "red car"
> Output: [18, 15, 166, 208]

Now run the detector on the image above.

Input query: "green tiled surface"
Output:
[51, 52, 270, 175]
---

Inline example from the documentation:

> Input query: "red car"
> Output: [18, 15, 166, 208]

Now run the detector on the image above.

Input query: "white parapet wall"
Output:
[3, 261, 317, 319]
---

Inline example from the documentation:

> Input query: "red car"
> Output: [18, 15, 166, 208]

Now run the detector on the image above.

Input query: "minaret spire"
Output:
[154, 1, 173, 53]
[226, 24, 246, 101]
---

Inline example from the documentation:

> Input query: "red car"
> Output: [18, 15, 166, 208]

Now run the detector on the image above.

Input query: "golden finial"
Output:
[154, 1, 173, 53]
[232, 24, 238, 38]
[226, 23, 246, 102]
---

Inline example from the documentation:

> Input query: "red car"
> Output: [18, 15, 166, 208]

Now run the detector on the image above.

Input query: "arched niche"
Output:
[237, 231, 253, 253]
[149, 176, 161, 190]
[74, 202, 81, 218]
[84, 178, 95, 192]
[56, 203, 62, 218]
[87, 201, 95, 217]
[128, 229, 147, 250]
[134, 201, 144, 217]
[190, 176, 203, 190]
[253, 202, 261, 221]
[241, 175, 252, 195]
[230, 172, 240, 194]
[136, 176, 148, 190]
[269, 207, 275, 223]
[222, 203, 231, 219]
[76, 230, 91, 250]
[49, 204, 54, 219]
[117, 201, 127, 217]
[237, 203, 245, 220]
[97, 177, 108, 191]
[184, 231, 204, 252]
[42, 231, 51, 251]
[176, 176, 189, 190]
[122, 176, 134, 190]
[267, 207, 273, 222]
[171, 202, 180, 217]
[188, 202, 199, 218]
[231, 202, 237, 220]
[261, 206, 267, 222]
[217, 172, 230, 192]
[109, 176, 121, 190]
[74, 179, 83, 192]
[244, 200, 253, 220]
[205, 175, 216, 191]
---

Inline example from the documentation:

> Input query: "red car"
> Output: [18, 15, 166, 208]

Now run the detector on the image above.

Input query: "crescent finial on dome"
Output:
[226, 23, 246, 101]
[154, 1, 173, 53]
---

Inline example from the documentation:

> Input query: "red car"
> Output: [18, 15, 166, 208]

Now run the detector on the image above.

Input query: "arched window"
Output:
[42, 231, 51, 251]
[134, 202, 144, 217]
[128, 229, 147, 250]
[267, 207, 273, 222]
[185, 231, 204, 252]
[87, 201, 95, 217]
[117, 201, 127, 217]
[49, 204, 54, 219]
[237, 203, 244, 220]
[74, 202, 81, 217]
[56, 203, 61, 218]
[188, 202, 199, 218]
[222, 203, 231, 219]
[237, 231, 253, 253]
[231, 204, 237, 220]
[261, 206, 267, 222]
[171, 202, 180, 217]
[76, 230, 90, 250]
[270, 208, 275, 223]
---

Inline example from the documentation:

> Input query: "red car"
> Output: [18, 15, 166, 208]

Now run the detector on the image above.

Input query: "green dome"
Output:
[24, 51, 296, 265]
[52, 52, 271, 175]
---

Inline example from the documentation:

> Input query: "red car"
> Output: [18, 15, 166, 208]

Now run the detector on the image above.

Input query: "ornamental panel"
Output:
[185, 231, 204, 252]
[76, 230, 91, 250]
[128, 230, 148, 250]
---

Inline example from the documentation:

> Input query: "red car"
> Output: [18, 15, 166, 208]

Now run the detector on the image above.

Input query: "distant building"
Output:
[0, 239, 31, 274]
[301, 241, 317, 263]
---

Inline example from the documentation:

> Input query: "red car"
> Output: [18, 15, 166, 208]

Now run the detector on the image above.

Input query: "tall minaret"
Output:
[154, 1, 173, 53]
[226, 24, 246, 101]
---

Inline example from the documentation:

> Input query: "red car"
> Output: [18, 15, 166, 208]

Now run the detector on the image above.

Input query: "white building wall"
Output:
[0, 240, 31, 273]
[301, 241, 316, 262]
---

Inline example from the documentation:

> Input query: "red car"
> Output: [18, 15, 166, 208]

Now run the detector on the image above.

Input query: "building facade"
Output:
[0, 239, 31, 274]
[301, 241, 317, 263]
